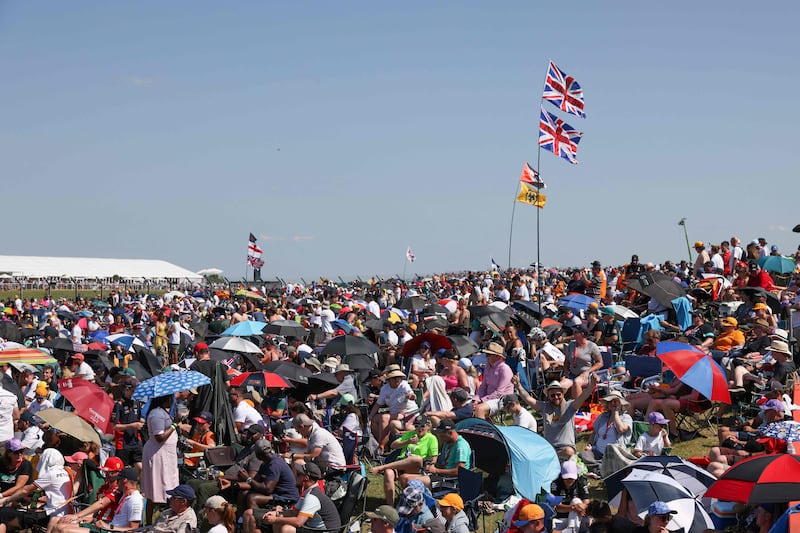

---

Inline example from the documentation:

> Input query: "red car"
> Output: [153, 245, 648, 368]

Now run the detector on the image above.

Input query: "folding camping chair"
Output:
[619, 318, 642, 353]
[673, 397, 717, 437]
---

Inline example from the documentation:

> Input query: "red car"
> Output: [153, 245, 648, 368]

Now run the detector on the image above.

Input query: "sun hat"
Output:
[334, 363, 352, 373]
[385, 370, 406, 379]
[601, 390, 629, 406]
[484, 342, 505, 357]
[768, 340, 792, 357]
[648, 501, 677, 516]
[366, 505, 400, 526]
[752, 318, 771, 329]
[560, 460, 578, 480]
[322, 357, 339, 369]
[437, 493, 465, 511]
[513, 504, 545, 526]
[647, 412, 670, 425]
[546, 381, 565, 392]
[305, 356, 322, 371]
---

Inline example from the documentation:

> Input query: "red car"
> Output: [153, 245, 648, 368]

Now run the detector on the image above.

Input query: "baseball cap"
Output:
[502, 394, 520, 406]
[35, 382, 49, 395]
[450, 388, 470, 403]
[648, 501, 677, 516]
[600, 306, 616, 317]
[64, 452, 89, 465]
[101, 457, 125, 472]
[396, 485, 425, 516]
[194, 342, 209, 354]
[71, 353, 84, 361]
[433, 419, 455, 433]
[366, 505, 400, 526]
[204, 495, 229, 510]
[752, 303, 768, 311]
[560, 460, 578, 480]
[647, 412, 670, 425]
[246, 424, 266, 435]
[437, 493, 464, 511]
[761, 399, 784, 412]
[4, 438, 24, 452]
[513, 503, 545, 526]
[423, 518, 445, 533]
[298, 462, 322, 480]
[572, 324, 589, 335]
[339, 393, 356, 406]
[193, 411, 214, 424]
[19, 411, 37, 424]
[118, 467, 139, 481]
[166, 484, 196, 501]
[557, 306, 571, 315]
[414, 415, 431, 427]
[721, 317, 738, 328]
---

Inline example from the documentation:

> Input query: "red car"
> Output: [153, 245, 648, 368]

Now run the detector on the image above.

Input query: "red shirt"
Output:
[747, 271, 776, 291]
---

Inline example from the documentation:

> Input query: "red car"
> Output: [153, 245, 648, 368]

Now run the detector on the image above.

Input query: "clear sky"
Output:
[2, 2, 798, 282]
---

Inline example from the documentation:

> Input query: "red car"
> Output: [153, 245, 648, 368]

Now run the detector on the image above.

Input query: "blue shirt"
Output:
[257, 455, 299, 502]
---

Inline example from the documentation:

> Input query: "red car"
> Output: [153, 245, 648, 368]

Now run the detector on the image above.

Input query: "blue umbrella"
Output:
[757, 255, 797, 274]
[558, 293, 597, 313]
[221, 321, 267, 337]
[106, 334, 147, 352]
[331, 319, 355, 333]
[759, 421, 800, 453]
[87, 329, 109, 342]
[133, 370, 211, 400]
[77, 310, 94, 318]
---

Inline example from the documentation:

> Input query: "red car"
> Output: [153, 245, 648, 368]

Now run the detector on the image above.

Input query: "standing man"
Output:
[585, 261, 607, 303]
[111, 378, 144, 471]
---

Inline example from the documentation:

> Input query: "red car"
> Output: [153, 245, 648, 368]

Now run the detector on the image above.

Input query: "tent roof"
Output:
[0, 255, 202, 280]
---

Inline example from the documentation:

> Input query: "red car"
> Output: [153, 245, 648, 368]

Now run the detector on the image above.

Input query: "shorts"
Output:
[482, 398, 501, 416]
[116, 447, 143, 465]
[252, 508, 302, 529]
[0, 508, 48, 529]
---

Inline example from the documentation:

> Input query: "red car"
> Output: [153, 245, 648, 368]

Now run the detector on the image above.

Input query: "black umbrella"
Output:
[320, 335, 380, 357]
[734, 286, 782, 314]
[126, 360, 153, 381]
[263, 320, 307, 338]
[421, 316, 449, 331]
[395, 296, 427, 311]
[421, 303, 451, 318]
[511, 301, 544, 317]
[20, 328, 43, 339]
[628, 271, 687, 309]
[57, 310, 76, 322]
[292, 372, 340, 397]
[793, 224, 800, 233]
[364, 318, 388, 331]
[190, 320, 209, 340]
[446, 335, 480, 357]
[132, 344, 163, 377]
[262, 361, 311, 384]
[345, 353, 376, 370]
[208, 319, 230, 335]
[1, 373, 25, 408]
[43, 338, 77, 353]
[0, 323, 22, 344]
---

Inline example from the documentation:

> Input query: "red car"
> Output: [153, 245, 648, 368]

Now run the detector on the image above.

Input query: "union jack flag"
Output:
[539, 107, 583, 165]
[543, 60, 586, 119]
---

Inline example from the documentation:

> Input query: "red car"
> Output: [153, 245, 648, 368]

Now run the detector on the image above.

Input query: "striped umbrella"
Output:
[0, 347, 57, 365]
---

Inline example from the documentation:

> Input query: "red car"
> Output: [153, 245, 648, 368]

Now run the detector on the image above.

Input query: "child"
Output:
[633, 412, 671, 457]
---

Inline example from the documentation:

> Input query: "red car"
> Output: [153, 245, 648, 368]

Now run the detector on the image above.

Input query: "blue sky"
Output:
[2, 2, 798, 281]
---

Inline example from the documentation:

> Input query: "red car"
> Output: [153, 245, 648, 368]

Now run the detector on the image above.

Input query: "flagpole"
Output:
[536, 63, 549, 305]
[507, 184, 519, 270]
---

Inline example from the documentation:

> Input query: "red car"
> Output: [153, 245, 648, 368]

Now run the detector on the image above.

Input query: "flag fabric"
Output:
[516, 182, 547, 208]
[406, 247, 415, 263]
[491, 258, 501, 271]
[519, 162, 546, 189]
[247, 233, 263, 266]
[539, 107, 583, 165]
[543, 60, 586, 119]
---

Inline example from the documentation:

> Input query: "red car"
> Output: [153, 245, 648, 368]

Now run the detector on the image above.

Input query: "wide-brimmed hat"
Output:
[769, 340, 792, 357]
[600, 390, 629, 406]
[545, 380, 565, 392]
[385, 370, 406, 379]
[334, 363, 352, 373]
[366, 505, 400, 526]
[484, 342, 505, 357]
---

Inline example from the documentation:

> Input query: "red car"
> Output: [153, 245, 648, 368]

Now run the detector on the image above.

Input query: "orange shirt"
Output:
[714, 329, 745, 352]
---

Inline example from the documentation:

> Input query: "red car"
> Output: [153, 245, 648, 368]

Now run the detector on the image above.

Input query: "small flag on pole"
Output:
[406, 247, 416, 263]
[520, 162, 546, 189]
[516, 182, 547, 208]
[247, 233, 263, 265]
[491, 258, 501, 271]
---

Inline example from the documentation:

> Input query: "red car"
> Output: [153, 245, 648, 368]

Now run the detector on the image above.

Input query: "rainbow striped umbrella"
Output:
[0, 347, 57, 365]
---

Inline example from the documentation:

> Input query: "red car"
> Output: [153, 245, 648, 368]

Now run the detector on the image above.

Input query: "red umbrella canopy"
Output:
[704, 454, 800, 503]
[401, 332, 453, 357]
[656, 341, 731, 404]
[230, 371, 291, 389]
[57, 377, 115, 434]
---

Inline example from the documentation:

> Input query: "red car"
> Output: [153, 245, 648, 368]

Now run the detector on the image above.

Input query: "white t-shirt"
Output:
[0, 388, 17, 442]
[111, 490, 145, 527]
[71, 325, 83, 343]
[635, 431, 666, 456]
[208, 525, 227, 533]
[35, 468, 72, 516]
[234, 402, 263, 430]
[513, 408, 538, 432]
[320, 309, 336, 334]
[74, 362, 96, 382]
[515, 285, 531, 301]
[28, 397, 54, 416]
[376, 382, 417, 416]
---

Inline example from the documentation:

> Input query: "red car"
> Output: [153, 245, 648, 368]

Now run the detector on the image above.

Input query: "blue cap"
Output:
[166, 484, 196, 501]
[648, 501, 676, 516]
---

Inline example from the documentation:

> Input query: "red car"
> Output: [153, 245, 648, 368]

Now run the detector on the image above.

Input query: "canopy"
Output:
[455, 418, 559, 501]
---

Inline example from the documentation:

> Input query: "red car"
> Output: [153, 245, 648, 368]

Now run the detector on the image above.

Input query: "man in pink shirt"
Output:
[473, 342, 514, 419]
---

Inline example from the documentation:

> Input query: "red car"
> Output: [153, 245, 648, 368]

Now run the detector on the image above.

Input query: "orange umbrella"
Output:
[0, 347, 57, 365]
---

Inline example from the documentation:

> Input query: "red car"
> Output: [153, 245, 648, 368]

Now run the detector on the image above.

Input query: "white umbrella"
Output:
[163, 291, 186, 300]
[607, 304, 639, 320]
[637, 498, 713, 533]
[209, 336, 262, 354]
[197, 268, 224, 276]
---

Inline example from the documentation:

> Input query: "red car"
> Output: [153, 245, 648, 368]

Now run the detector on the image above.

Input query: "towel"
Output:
[671, 296, 693, 332]
[423, 375, 452, 413]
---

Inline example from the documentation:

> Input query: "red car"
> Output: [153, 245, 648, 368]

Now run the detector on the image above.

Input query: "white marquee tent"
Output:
[0, 255, 202, 280]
